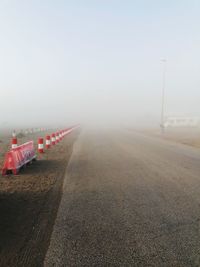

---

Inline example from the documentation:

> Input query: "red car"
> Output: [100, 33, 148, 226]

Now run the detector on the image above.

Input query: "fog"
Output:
[0, 1, 199, 129]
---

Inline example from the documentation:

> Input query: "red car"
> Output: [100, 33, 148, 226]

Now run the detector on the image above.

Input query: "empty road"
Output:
[45, 129, 200, 267]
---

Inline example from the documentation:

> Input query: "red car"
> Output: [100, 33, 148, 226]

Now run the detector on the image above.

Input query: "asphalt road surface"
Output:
[44, 129, 200, 267]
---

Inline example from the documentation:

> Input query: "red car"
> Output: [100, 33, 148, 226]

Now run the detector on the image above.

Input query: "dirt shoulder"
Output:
[0, 129, 80, 267]
[140, 128, 200, 149]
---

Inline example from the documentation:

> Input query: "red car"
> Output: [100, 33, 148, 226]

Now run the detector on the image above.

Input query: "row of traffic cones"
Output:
[37, 130, 67, 153]
[11, 129, 69, 153]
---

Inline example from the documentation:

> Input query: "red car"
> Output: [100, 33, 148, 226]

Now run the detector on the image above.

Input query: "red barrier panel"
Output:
[2, 141, 36, 175]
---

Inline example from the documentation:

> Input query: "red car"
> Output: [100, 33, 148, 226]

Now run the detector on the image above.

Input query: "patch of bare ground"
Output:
[141, 127, 200, 148]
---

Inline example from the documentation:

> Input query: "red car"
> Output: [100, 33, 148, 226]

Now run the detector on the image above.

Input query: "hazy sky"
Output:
[0, 0, 199, 127]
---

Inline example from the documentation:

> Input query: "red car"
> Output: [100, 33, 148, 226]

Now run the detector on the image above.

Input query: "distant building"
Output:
[164, 116, 200, 128]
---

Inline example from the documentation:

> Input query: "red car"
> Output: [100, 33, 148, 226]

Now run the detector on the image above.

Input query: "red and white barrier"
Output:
[51, 133, 56, 145]
[1, 125, 79, 175]
[2, 141, 36, 175]
[38, 138, 44, 153]
[11, 137, 18, 149]
[56, 132, 59, 143]
[59, 131, 62, 141]
[46, 135, 51, 149]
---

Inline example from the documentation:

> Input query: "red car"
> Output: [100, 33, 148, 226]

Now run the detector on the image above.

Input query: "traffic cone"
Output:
[46, 135, 51, 149]
[38, 138, 44, 153]
[56, 132, 59, 143]
[51, 133, 56, 145]
[11, 137, 18, 149]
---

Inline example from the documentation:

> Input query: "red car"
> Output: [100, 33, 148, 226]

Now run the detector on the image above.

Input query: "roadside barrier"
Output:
[59, 131, 62, 141]
[46, 135, 51, 149]
[11, 137, 18, 149]
[1, 125, 79, 175]
[60, 131, 62, 140]
[56, 132, 59, 143]
[51, 133, 56, 145]
[38, 138, 44, 153]
[2, 141, 36, 175]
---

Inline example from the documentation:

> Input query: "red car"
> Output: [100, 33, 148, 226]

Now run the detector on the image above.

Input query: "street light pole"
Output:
[160, 59, 166, 134]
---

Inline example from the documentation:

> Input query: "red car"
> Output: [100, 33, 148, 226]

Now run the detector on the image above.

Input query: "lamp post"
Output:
[160, 59, 167, 134]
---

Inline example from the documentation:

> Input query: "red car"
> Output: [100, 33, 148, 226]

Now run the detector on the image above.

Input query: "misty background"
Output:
[0, 0, 199, 128]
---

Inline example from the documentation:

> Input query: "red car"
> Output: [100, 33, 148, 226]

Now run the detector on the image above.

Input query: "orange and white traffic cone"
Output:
[51, 133, 56, 145]
[38, 138, 44, 153]
[11, 137, 18, 149]
[56, 132, 59, 143]
[46, 135, 51, 149]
